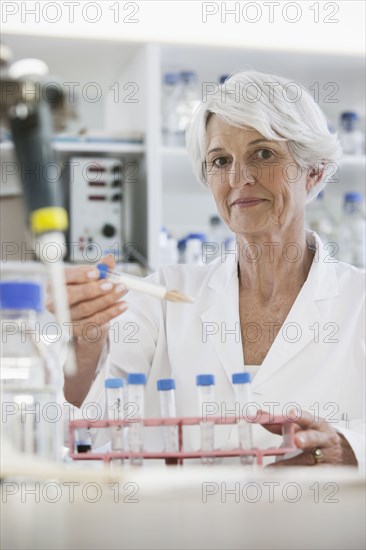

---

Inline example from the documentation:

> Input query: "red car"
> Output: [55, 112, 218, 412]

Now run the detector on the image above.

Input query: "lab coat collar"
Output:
[200, 230, 339, 389]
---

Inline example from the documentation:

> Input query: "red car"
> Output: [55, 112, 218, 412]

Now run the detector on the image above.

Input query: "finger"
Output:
[64, 265, 101, 284]
[72, 301, 128, 338]
[295, 429, 340, 451]
[267, 452, 316, 468]
[71, 285, 127, 321]
[67, 279, 125, 307]
[99, 254, 116, 270]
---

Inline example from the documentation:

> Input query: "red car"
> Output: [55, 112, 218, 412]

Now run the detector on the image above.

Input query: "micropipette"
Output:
[97, 264, 194, 304]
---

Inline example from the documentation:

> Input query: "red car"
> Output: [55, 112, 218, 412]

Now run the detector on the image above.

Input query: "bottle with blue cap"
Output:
[196, 374, 216, 464]
[339, 111, 364, 155]
[338, 192, 366, 268]
[127, 372, 146, 464]
[232, 372, 254, 465]
[0, 281, 62, 460]
[157, 378, 178, 458]
[105, 378, 125, 454]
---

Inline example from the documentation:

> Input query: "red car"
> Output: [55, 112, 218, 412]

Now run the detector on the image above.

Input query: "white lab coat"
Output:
[83, 231, 365, 468]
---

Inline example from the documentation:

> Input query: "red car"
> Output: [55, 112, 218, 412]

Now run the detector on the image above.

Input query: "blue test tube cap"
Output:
[127, 373, 147, 385]
[96, 263, 109, 279]
[196, 374, 215, 386]
[232, 372, 251, 385]
[105, 378, 124, 389]
[157, 378, 176, 391]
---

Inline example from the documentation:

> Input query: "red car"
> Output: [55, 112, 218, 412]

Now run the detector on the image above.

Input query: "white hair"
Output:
[186, 70, 342, 203]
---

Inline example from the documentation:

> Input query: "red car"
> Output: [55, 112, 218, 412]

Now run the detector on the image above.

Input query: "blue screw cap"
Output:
[127, 373, 147, 385]
[196, 374, 215, 386]
[0, 282, 42, 312]
[96, 263, 109, 279]
[105, 378, 124, 389]
[232, 372, 251, 385]
[157, 378, 176, 391]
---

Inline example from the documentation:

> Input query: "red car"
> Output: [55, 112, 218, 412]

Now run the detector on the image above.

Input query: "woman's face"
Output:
[205, 115, 314, 238]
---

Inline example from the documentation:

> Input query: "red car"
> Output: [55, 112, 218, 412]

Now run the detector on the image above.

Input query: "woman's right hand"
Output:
[46, 254, 128, 345]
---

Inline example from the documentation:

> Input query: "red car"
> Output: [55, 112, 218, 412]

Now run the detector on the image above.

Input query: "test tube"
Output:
[232, 372, 254, 465]
[196, 374, 215, 465]
[105, 378, 124, 454]
[157, 378, 179, 464]
[127, 373, 146, 465]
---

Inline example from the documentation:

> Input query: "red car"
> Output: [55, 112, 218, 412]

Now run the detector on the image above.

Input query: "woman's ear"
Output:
[306, 163, 325, 193]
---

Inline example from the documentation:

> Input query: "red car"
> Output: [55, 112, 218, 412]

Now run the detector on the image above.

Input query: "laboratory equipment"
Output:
[157, 378, 179, 462]
[74, 427, 92, 453]
[159, 227, 179, 266]
[305, 191, 335, 246]
[127, 372, 146, 465]
[0, 46, 76, 376]
[232, 372, 254, 465]
[0, 281, 62, 460]
[196, 374, 216, 465]
[69, 156, 123, 262]
[180, 233, 207, 265]
[105, 378, 125, 452]
[97, 263, 194, 303]
[337, 192, 366, 268]
[162, 72, 181, 146]
[339, 112, 364, 155]
[176, 71, 200, 146]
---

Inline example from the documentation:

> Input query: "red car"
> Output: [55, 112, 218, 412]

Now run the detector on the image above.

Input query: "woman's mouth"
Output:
[231, 198, 266, 208]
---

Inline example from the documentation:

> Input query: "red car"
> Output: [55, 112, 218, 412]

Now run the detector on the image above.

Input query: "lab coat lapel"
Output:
[253, 231, 339, 387]
[200, 254, 244, 385]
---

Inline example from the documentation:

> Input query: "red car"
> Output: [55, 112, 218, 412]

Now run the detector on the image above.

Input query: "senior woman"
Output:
[53, 70, 365, 468]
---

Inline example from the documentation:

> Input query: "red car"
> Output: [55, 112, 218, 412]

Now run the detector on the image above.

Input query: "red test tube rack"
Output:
[69, 413, 297, 466]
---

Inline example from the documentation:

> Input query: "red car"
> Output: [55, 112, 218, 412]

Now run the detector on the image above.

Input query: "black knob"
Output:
[102, 224, 116, 238]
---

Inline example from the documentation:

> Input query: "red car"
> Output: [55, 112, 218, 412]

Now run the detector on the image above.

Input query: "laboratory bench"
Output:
[1, 464, 365, 550]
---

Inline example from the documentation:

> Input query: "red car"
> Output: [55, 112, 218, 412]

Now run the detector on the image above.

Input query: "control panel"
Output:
[69, 157, 123, 262]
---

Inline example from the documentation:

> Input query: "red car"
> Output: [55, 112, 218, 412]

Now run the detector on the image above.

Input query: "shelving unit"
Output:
[1, 32, 365, 267]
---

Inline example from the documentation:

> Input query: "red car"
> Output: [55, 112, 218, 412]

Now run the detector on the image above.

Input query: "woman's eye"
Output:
[255, 148, 274, 160]
[212, 157, 229, 168]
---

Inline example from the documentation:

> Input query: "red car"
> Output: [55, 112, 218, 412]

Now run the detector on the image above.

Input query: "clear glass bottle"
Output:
[339, 112, 364, 155]
[162, 72, 181, 146]
[337, 192, 366, 268]
[305, 191, 335, 246]
[175, 70, 200, 146]
[0, 281, 62, 461]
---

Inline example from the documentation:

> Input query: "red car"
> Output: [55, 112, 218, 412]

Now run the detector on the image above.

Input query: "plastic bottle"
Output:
[305, 191, 335, 247]
[157, 378, 179, 462]
[232, 372, 254, 465]
[0, 281, 62, 460]
[184, 233, 207, 265]
[105, 378, 124, 453]
[127, 372, 146, 465]
[159, 227, 179, 266]
[205, 215, 233, 263]
[162, 72, 181, 146]
[337, 192, 366, 268]
[175, 71, 200, 146]
[339, 112, 364, 155]
[196, 374, 216, 465]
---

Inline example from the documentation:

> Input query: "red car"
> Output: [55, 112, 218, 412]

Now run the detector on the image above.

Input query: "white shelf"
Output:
[0, 141, 145, 154]
[53, 142, 145, 154]
[341, 155, 366, 166]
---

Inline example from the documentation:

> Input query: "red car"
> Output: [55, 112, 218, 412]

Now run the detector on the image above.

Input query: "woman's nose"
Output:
[227, 161, 257, 188]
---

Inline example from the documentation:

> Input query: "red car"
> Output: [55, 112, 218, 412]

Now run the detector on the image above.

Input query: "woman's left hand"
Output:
[264, 410, 358, 467]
